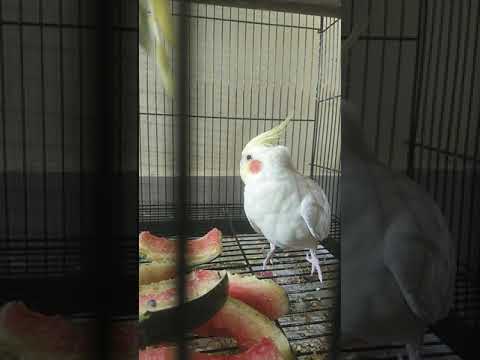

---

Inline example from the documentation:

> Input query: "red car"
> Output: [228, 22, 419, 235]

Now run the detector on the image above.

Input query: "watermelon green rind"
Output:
[139, 337, 283, 359]
[139, 228, 223, 265]
[227, 272, 289, 320]
[195, 297, 295, 360]
[139, 270, 229, 344]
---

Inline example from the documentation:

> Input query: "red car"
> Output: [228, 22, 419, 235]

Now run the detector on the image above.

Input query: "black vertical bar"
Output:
[415, 0, 436, 188]
[425, 0, 446, 189]
[345, 0, 354, 100]
[284, 13, 290, 148]
[271, 11, 278, 129]
[388, 0, 405, 168]
[203, 5, 207, 209]
[461, 0, 480, 316]
[146, 28, 151, 213]
[432, 0, 454, 201]
[210, 6, 215, 211]
[155, 38, 160, 220]
[0, 0, 10, 269]
[374, 0, 387, 157]
[442, 0, 465, 220]
[224, 7, 230, 208]
[175, 0, 189, 358]
[118, 0, 124, 215]
[97, 0, 113, 357]
[264, 10, 271, 127]
[232, 7, 239, 209]
[218, 7, 224, 211]
[58, 0, 67, 271]
[293, 14, 301, 166]
[163, 35, 168, 218]
[325, 19, 337, 208]
[407, 0, 427, 179]
[449, 0, 472, 291]
[248, 8, 255, 156]
[233, 7, 241, 210]
[77, 0, 84, 275]
[239, 8, 247, 205]
[39, 0, 48, 271]
[359, 0, 371, 128]
[310, 16, 323, 180]
[19, 0, 28, 257]
[196, 4, 200, 209]
[300, 15, 318, 174]
[256, 10, 263, 135]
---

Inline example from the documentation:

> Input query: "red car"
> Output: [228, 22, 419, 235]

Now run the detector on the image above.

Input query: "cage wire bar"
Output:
[0, 0, 102, 312]
[0, 0, 139, 345]
[139, 2, 341, 236]
[343, 0, 479, 358]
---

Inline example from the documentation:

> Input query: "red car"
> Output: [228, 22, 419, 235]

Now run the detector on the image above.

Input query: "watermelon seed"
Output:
[147, 299, 157, 308]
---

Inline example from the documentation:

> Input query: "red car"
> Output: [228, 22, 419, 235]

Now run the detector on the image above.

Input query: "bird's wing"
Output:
[300, 178, 331, 241]
[246, 215, 262, 234]
[383, 177, 456, 324]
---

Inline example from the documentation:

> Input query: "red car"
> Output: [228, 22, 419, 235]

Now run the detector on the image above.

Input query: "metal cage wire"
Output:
[138, 2, 341, 230]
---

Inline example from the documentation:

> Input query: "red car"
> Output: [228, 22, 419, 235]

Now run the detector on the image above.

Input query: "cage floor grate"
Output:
[133, 229, 466, 359]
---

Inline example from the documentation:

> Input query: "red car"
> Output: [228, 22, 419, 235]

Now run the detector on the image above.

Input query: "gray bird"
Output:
[340, 101, 457, 360]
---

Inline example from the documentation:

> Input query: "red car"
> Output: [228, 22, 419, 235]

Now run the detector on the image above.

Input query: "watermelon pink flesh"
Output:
[0, 301, 87, 355]
[111, 321, 138, 357]
[139, 337, 282, 360]
[228, 273, 289, 320]
[195, 298, 294, 360]
[139, 270, 222, 314]
[139, 228, 222, 264]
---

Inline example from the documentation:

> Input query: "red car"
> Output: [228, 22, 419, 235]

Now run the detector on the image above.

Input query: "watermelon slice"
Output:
[139, 337, 283, 359]
[0, 302, 90, 360]
[139, 228, 223, 265]
[140, 270, 289, 320]
[195, 298, 295, 360]
[140, 261, 177, 285]
[228, 273, 289, 320]
[139, 270, 229, 343]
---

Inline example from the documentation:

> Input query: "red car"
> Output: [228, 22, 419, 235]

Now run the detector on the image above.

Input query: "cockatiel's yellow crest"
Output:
[242, 112, 294, 153]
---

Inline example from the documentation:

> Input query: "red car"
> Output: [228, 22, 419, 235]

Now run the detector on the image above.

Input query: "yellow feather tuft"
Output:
[244, 112, 294, 150]
[150, 0, 176, 47]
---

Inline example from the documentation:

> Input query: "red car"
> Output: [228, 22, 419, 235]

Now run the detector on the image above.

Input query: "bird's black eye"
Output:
[246, 155, 252, 160]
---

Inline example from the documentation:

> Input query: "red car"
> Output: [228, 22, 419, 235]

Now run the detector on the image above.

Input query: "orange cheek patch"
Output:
[249, 160, 263, 174]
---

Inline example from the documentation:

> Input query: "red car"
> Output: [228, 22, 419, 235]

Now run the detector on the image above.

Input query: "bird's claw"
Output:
[305, 250, 323, 283]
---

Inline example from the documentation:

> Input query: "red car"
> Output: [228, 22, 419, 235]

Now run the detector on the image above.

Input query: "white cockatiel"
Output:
[341, 101, 456, 360]
[240, 115, 331, 282]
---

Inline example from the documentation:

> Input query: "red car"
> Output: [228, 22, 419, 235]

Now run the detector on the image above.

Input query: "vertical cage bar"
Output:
[374, 1, 387, 156]
[19, 0, 28, 262]
[175, 0, 189, 357]
[407, 0, 428, 179]
[387, 0, 405, 168]
[0, 0, 10, 273]
[461, 0, 480, 316]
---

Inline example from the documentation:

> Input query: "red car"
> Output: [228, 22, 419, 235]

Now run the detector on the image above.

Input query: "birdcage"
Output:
[138, 0, 341, 358]
[0, 0, 140, 357]
[343, 0, 479, 359]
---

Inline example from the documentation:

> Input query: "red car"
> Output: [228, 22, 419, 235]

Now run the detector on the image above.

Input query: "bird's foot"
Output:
[262, 244, 276, 270]
[262, 258, 270, 271]
[305, 249, 323, 283]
